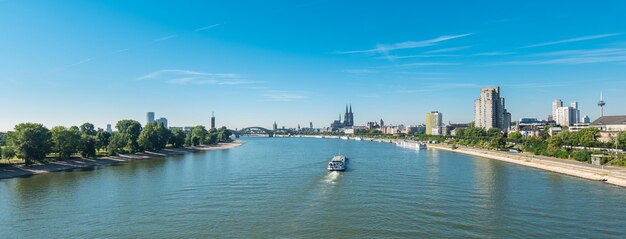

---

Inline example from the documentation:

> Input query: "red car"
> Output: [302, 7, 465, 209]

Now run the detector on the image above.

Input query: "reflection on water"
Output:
[1, 137, 625, 238]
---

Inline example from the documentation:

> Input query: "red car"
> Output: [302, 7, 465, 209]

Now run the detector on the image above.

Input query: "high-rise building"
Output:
[570, 101, 580, 124]
[211, 112, 216, 129]
[552, 99, 563, 120]
[379, 119, 384, 128]
[555, 106, 576, 126]
[425, 111, 443, 135]
[583, 115, 591, 124]
[273, 121, 278, 130]
[155, 117, 168, 128]
[147, 112, 155, 125]
[106, 124, 113, 133]
[474, 87, 511, 131]
[309, 122, 313, 129]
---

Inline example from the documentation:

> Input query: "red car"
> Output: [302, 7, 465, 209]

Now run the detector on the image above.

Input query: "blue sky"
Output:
[1, 0, 626, 131]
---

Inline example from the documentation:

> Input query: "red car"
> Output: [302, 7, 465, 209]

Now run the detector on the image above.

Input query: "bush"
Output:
[572, 150, 591, 162]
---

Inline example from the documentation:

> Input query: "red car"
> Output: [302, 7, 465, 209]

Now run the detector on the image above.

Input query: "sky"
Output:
[1, 0, 626, 131]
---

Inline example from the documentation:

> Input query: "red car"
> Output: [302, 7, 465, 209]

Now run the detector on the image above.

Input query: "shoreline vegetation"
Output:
[0, 120, 238, 179]
[296, 135, 626, 187]
[0, 141, 243, 179]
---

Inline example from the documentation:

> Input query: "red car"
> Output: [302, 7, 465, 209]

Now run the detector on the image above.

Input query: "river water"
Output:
[1, 137, 625, 238]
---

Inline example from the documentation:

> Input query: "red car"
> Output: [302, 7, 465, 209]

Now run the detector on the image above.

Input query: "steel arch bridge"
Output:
[230, 127, 295, 137]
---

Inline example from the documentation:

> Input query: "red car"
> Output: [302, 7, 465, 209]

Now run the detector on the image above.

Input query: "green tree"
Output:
[576, 127, 600, 148]
[138, 122, 170, 151]
[617, 131, 626, 150]
[207, 128, 218, 144]
[169, 128, 186, 148]
[95, 129, 111, 151]
[79, 123, 97, 136]
[508, 131, 523, 143]
[186, 126, 208, 146]
[216, 126, 232, 143]
[80, 135, 97, 158]
[547, 132, 565, 151]
[6, 123, 52, 165]
[51, 126, 82, 159]
[0, 132, 6, 146]
[115, 120, 142, 153]
[107, 132, 127, 155]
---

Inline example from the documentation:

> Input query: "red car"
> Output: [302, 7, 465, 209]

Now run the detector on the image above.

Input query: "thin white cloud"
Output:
[499, 47, 626, 65]
[153, 34, 178, 42]
[376, 54, 459, 60]
[342, 69, 379, 74]
[473, 52, 513, 56]
[396, 83, 477, 94]
[138, 69, 257, 85]
[115, 48, 131, 53]
[194, 24, 221, 32]
[398, 62, 460, 67]
[260, 90, 306, 101]
[521, 33, 621, 48]
[66, 57, 95, 68]
[424, 46, 471, 54]
[337, 33, 473, 55]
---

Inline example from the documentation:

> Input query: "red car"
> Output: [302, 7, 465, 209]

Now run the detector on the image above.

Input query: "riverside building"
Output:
[474, 87, 511, 132]
[425, 111, 443, 135]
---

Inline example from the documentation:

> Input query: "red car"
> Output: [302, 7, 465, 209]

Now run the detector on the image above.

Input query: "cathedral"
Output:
[343, 104, 354, 127]
[330, 104, 355, 131]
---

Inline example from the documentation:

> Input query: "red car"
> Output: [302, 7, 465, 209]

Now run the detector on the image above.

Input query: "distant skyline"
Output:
[2, 0, 626, 131]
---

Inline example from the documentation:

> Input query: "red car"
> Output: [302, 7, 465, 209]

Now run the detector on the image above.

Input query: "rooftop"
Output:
[590, 115, 626, 125]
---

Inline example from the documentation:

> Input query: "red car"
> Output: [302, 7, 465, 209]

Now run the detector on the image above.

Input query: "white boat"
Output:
[327, 155, 347, 171]
[395, 141, 427, 150]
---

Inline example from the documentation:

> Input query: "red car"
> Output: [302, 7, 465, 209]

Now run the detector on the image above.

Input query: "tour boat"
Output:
[327, 155, 347, 171]
[395, 141, 427, 150]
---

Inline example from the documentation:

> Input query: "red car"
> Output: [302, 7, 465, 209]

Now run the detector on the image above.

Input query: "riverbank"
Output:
[0, 141, 244, 180]
[298, 135, 626, 187]
[428, 143, 626, 188]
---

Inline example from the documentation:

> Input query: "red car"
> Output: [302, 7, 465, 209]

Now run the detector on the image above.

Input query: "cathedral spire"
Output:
[349, 104, 352, 113]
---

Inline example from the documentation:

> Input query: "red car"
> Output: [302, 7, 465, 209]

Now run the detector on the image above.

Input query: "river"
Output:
[1, 137, 625, 238]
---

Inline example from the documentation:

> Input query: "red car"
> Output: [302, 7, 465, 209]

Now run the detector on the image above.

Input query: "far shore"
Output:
[296, 135, 626, 188]
[427, 144, 626, 188]
[0, 141, 244, 180]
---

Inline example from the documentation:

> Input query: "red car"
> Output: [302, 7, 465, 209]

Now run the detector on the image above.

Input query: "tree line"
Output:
[0, 120, 232, 165]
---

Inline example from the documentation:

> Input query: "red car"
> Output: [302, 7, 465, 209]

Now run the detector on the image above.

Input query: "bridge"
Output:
[228, 127, 294, 137]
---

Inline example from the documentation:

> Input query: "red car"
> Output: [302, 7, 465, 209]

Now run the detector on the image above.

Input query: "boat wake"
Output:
[324, 171, 341, 184]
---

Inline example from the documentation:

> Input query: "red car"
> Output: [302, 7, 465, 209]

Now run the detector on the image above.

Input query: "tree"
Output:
[217, 126, 232, 143]
[155, 123, 171, 149]
[107, 132, 127, 155]
[6, 123, 52, 165]
[186, 126, 208, 146]
[169, 128, 186, 148]
[0, 132, 6, 146]
[207, 128, 218, 144]
[508, 131, 523, 143]
[95, 129, 111, 152]
[576, 127, 600, 148]
[547, 133, 565, 151]
[115, 120, 142, 153]
[618, 131, 626, 150]
[138, 122, 170, 151]
[79, 123, 97, 136]
[80, 135, 97, 158]
[51, 126, 82, 159]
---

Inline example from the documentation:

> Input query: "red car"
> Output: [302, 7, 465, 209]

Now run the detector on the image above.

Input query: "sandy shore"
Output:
[428, 144, 626, 188]
[0, 141, 244, 180]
